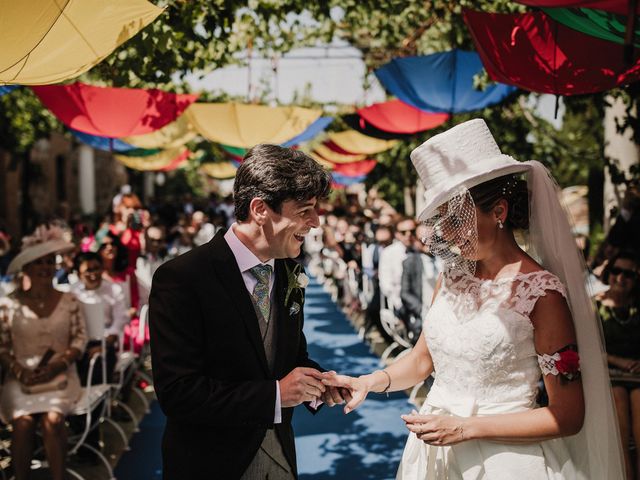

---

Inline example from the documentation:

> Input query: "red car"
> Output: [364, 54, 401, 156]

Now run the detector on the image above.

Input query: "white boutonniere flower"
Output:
[285, 263, 307, 308]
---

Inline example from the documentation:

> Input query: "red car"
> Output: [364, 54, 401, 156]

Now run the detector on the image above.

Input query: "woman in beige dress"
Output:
[0, 225, 87, 480]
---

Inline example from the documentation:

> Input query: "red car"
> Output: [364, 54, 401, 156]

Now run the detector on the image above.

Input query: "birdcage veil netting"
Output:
[421, 186, 478, 275]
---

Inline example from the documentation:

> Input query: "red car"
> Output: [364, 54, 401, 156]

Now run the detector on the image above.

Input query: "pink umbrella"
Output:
[357, 100, 449, 134]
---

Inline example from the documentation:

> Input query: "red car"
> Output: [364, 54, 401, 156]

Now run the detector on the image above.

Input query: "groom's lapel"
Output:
[208, 232, 269, 376]
[274, 259, 293, 378]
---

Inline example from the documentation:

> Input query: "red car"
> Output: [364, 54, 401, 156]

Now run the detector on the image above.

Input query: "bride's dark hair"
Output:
[469, 174, 529, 230]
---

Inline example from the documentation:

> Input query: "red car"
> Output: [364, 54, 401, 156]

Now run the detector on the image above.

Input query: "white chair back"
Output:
[79, 294, 105, 341]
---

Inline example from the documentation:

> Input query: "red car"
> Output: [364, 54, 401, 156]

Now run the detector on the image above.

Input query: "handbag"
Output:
[20, 372, 68, 395]
[19, 348, 68, 394]
[20, 372, 69, 395]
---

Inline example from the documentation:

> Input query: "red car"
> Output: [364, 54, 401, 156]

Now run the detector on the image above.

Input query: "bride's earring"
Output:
[497, 219, 504, 229]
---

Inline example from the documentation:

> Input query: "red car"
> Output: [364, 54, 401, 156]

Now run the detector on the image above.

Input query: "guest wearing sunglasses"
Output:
[596, 250, 640, 479]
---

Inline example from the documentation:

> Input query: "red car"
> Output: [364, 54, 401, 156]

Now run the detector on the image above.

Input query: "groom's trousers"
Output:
[240, 429, 294, 479]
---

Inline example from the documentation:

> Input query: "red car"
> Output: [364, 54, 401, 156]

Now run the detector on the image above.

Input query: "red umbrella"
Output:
[32, 82, 198, 137]
[331, 159, 377, 177]
[160, 150, 190, 171]
[514, 1, 639, 15]
[357, 100, 449, 134]
[464, 9, 640, 96]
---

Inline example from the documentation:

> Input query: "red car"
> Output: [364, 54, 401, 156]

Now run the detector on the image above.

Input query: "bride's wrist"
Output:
[359, 373, 378, 393]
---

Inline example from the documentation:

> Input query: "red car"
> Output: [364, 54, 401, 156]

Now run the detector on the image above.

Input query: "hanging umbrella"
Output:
[0, 85, 18, 96]
[374, 49, 518, 114]
[540, 8, 640, 47]
[357, 100, 450, 134]
[122, 115, 197, 150]
[313, 143, 368, 164]
[32, 82, 198, 137]
[0, 0, 163, 85]
[115, 148, 189, 171]
[327, 130, 397, 155]
[342, 113, 416, 140]
[282, 116, 334, 147]
[332, 159, 377, 177]
[331, 172, 367, 186]
[514, 1, 639, 15]
[464, 9, 640, 96]
[221, 144, 247, 158]
[186, 102, 322, 148]
[307, 152, 336, 170]
[200, 162, 238, 180]
[71, 129, 137, 153]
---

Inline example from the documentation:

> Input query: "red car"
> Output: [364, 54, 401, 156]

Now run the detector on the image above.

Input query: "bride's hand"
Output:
[402, 412, 467, 446]
[321, 371, 369, 414]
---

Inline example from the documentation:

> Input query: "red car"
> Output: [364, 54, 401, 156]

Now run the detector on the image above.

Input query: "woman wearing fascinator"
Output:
[322, 119, 624, 479]
[0, 225, 87, 480]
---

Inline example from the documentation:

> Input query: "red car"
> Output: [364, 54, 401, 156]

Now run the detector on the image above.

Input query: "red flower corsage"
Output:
[537, 344, 581, 382]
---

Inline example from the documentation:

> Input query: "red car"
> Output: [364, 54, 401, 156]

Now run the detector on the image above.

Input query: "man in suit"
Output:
[149, 144, 347, 479]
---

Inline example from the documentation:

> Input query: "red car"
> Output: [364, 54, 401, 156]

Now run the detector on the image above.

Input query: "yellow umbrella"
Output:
[200, 162, 238, 180]
[327, 130, 397, 155]
[307, 152, 335, 170]
[114, 148, 188, 171]
[0, 0, 163, 85]
[313, 143, 367, 164]
[122, 115, 197, 150]
[186, 102, 322, 148]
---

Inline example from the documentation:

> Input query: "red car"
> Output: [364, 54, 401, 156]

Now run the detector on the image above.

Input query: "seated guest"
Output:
[72, 252, 128, 384]
[596, 250, 640, 479]
[136, 225, 172, 307]
[378, 217, 416, 311]
[399, 224, 440, 343]
[0, 225, 87, 480]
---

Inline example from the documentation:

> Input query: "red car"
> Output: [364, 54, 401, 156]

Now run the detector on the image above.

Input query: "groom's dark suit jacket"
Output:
[149, 231, 320, 479]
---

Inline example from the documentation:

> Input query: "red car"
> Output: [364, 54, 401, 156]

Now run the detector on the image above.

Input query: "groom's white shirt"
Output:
[224, 224, 282, 423]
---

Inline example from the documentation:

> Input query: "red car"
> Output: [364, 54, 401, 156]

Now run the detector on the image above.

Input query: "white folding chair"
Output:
[67, 295, 116, 480]
[112, 303, 151, 427]
[379, 293, 412, 365]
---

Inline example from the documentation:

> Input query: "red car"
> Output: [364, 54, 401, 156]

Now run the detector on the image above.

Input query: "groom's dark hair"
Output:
[233, 144, 331, 221]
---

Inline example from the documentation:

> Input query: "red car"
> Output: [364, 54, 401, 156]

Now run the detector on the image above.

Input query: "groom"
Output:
[149, 144, 343, 479]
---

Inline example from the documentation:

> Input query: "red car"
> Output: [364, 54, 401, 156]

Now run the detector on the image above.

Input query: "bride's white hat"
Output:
[411, 118, 531, 221]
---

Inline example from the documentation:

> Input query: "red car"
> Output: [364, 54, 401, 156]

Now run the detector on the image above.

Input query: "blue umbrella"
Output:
[332, 172, 367, 186]
[282, 116, 333, 147]
[71, 129, 137, 153]
[0, 85, 19, 96]
[374, 49, 517, 114]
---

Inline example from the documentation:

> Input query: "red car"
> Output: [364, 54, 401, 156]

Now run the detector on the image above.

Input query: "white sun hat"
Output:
[411, 118, 531, 222]
[7, 225, 74, 275]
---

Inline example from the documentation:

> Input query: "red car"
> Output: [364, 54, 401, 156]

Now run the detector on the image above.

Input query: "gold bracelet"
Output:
[380, 369, 392, 396]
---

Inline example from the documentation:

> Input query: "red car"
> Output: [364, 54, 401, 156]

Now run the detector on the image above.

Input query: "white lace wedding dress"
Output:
[397, 269, 577, 480]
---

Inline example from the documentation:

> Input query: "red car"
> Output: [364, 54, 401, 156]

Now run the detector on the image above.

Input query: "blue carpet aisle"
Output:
[114, 277, 412, 479]
[293, 278, 411, 479]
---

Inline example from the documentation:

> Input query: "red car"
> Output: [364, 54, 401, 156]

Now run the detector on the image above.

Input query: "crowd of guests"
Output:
[0, 188, 236, 479]
[0, 180, 638, 478]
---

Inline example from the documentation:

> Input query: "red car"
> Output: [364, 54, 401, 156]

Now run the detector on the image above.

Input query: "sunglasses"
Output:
[610, 266, 638, 280]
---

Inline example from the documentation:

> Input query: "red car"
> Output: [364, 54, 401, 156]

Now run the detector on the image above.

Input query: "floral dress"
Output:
[0, 292, 87, 422]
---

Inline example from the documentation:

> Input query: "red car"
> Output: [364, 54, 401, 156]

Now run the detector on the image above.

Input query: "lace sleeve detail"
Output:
[513, 271, 567, 319]
[67, 294, 87, 354]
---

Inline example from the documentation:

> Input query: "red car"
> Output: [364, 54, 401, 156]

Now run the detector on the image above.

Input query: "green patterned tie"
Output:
[250, 264, 272, 321]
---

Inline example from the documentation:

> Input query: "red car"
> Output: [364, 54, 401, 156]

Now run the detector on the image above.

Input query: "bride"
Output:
[322, 119, 624, 479]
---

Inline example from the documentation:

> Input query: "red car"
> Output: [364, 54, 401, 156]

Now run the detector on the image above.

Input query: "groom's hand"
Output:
[321, 387, 352, 407]
[280, 367, 326, 408]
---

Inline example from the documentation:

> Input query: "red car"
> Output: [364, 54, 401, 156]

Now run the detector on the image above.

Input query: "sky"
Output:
[185, 41, 563, 127]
